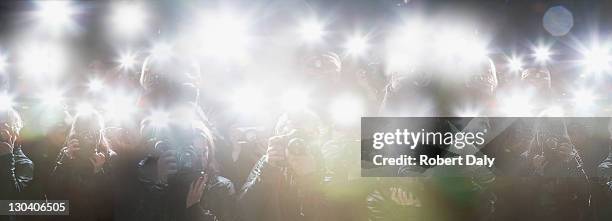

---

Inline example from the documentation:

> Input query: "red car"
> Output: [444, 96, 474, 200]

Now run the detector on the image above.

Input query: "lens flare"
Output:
[76, 102, 95, 115]
[330, 95, 364, 125]
[118, 52, 137, 70]
[533, 46, 551, 62]
[0, 94, 15, 110]
[197, 13, 250, 60]
[281, 89, 310, 111]
[583, 46, 610, 73]
[508, 57, 523, 72]
[344, 35, 368, 56]
[111, 3, 146, 36]
[36, 1, 75, 29]
[572, 88, 597, 107]
[299, 20, 325, 42]
[103, 93, 138, 123]
[149, 110, 170, 128]
[232, 86, 264, 114]
[88, 78, 105, 92]
[38, 88, 64, 108]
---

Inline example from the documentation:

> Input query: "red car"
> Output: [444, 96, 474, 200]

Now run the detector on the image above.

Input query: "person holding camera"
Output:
[135, 106, 235, 221]
[0, 108, 33, 201]
[237, 110, 326, 221]
[48, 111, 115, 221]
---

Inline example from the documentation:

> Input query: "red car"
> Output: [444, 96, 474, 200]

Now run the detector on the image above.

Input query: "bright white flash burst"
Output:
[198, 13, 250, 60]
[150, 42, 172, 60]
[583, 47, 611, 73]
[461, 38, 488, 64]
[118, 52, 136, 70]
[111, 3, 146, 35]
[39, 89, 64, 107]
[103, 93, 137, 122]
[572, 89, 597, 107]
[281, 89, 310, 111]
[149, 111, 170, 128]
[344, 35, 368, 56]
[19, 43, 66, 76]
[76, 103, 95, 115]
[499, 92, 533, 116]
[0, 94, 14, 110]
[330, 95, 364, 125]
[36, 1, 74, 28]
[88, 78, 105, 92]
[508, 57, 523, 72]
[299, 20, 325, 42]
[533, 46, 551, 62]
[232, 87, 264, 114]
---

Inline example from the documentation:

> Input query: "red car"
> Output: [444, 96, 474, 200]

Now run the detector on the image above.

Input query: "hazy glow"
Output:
[38, 88, 64, 107]
[149, 111, 170, 128]
[0, 53, 7, 73]
[330, 95, 364, 125]
[387, 23, 426, 70]
[76, 102, 95, 115]
[438, 29, 488, 64]
[499, 92, 533, 116]
[299, 20, 325, 42]
[0, 94, 15, 110]
[540, 105, 564, 117]
[111, 3, 146, 36]
[88, 78, 105, 92]
[150, 42, 173, 60]
[198, 13, 250, 60]
[118, 52, 137, 70]
[508, 57, 523, 72]
[435, 29, 466, 56]
[583, 46, 610, 73]
[344, 35, 368, 56]
[232, 86, 264, 114]
[572, 88, 597, 107]
[533, 46, 551, 62]
[281, 89, 310, 111]
[18, 43, 66, 76]
[36, 1, 75, 29]
[103, 93, 138, 122]
[454, 105, 484, 117]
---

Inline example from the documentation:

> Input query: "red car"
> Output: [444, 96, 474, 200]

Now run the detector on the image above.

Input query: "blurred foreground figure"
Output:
[48, 111, 115, 221]
[0, 108, 32, 200]
[595, 119, 612, 220]
[376, 57, 498, 220]
[517, 67, 590, 221]
[237, 110, 326, 221]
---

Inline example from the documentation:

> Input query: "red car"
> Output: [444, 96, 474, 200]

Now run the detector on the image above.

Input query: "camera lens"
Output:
[287, 138, 307, 155]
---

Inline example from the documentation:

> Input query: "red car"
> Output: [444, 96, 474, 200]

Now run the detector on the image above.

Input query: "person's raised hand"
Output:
[186, 176, 208, 208]
[90, 152, 106, 173]
[64, 139, 80, 159]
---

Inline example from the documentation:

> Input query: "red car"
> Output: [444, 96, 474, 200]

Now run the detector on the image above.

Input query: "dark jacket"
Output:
[237, 156, 324, 221]
[136, 156, 235, 221]
[47, 150, 115, 221]
[0, 147, 34, 200]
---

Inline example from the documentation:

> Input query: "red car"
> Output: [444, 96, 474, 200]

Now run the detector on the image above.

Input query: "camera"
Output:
[285, 130, 312, 156]
[153, 122, 205, 175]
[75, 130, 99, 159]
[235, 127, 265, 144]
